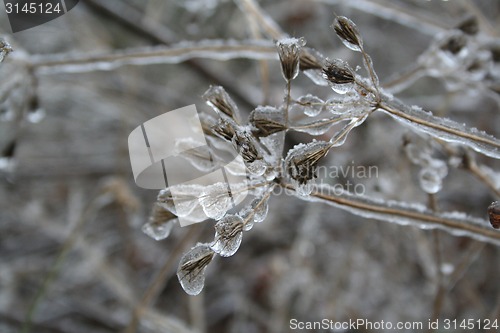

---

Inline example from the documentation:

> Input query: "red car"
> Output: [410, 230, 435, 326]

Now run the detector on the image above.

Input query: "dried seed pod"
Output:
[142, 203, 177, 241]
[285, 141, 332, 185]
[276, 37, 306, 81]
[177, 243, 215, 295]
[203, 85, 240, 122]
[456, 15, 479, 35]
[332, 16, 363, 52]
[322, 59, 355, 85]
[212, 119, 236, 142]
[232, 130, 261, 163]
[249, 106, 286, 137]
[440, 33, 467, 54]
[488, 202, 500, 229]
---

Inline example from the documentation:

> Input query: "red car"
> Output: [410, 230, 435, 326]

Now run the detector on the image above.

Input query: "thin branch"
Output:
[235, 0, 286, 40]
[28, 40, 277, 74]
[282, 182, 500, 246]
[377, 97, 500, 159]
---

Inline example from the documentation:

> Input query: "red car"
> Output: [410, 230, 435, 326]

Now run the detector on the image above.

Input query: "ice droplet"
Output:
[247, 159, 267, 176]
[199, 182, 232, 220]
[26, 108, 46, 124]
[0, 156, 15, 172]
[419, 167, 443, 194]
[296, 94, 324, 117]
[211, 215, 244, 257]
[293, 179, 315, 196]
[177, 243, 214, 296]
[250, 197, 269, 223]
[142, 218, 176, 241]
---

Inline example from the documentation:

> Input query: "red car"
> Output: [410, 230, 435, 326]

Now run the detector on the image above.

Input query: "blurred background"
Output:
[0, 0, 499, 332]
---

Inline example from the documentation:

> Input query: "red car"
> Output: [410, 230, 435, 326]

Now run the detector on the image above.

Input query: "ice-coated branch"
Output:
[284, 183, 500, 246]
[28, 39, 277, 74]
[377, 96, 500, 159]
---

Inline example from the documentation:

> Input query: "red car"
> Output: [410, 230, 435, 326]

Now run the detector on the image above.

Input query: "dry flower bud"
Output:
[322, 59, 355, 84]
[456, 15, 479, 35]
[441, 33, 467, 54]
[285, 141, 332, 185]
[250, 106, 286, 137]
[232, 130, 261, 163]
[203, 85, 240, 121]
[276, 37, 306, 81]
[212, 119, 236, 142]
[332, 16, 363, 52]
[488, 202, 500, 229]
[142, 203, 177, 241]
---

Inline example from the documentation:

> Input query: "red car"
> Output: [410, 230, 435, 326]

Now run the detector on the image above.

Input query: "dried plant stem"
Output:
[236, 0, 285, 40]
[242, 0, 272, 104]
[28, 40, 276, 73]
[466, 162, 500, 198]
[85, 0, 257, 110]
[124, 225, 203, 333]
[314, 0, 446, 35]
[447, 241, 485, 291]
[361, 51, 380, 99]
[285, 80, 291, 126]
[382, 63, 424, 91]
[428, 194, 445, 331]
[281, 183, 500, 245]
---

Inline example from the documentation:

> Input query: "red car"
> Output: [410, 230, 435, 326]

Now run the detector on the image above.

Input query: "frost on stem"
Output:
[203, 85, 241, 123]
[276, 37, 306, 82]
[285, 141, 332, 196]
[177, 243, 215, 296]
[142, 203, 178, 241]
[211, 215, 244, 257]
[489, 202, 500, 229]
[332, 16, 363, 52]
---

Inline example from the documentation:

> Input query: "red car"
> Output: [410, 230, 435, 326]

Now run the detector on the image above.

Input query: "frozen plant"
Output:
[133, 15, 500, 295]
